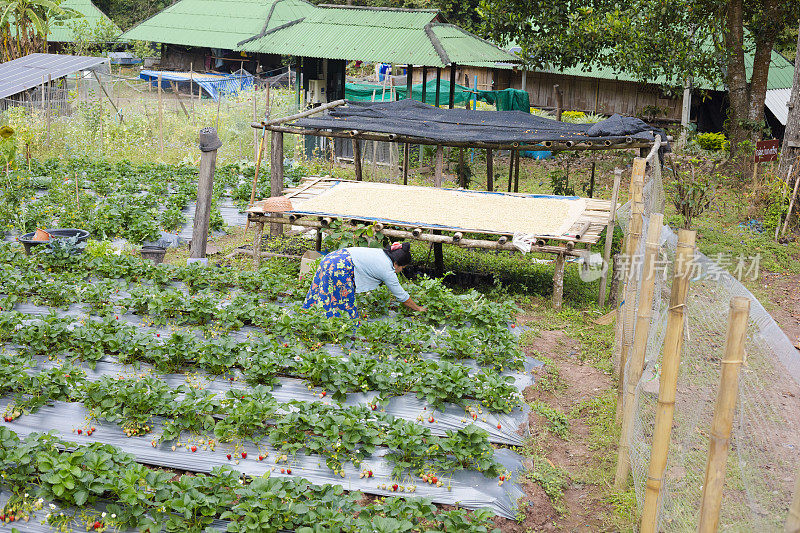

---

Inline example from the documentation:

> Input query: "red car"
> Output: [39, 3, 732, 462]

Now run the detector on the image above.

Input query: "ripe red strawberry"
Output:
[258, 455, 264, 461]
[115, 315, 119, 320]
[511, 324, 516, 328]
[287, 468, 292, 474]
[91, 427, 96, 432]
[0, 514, 5, 520]
[371, 404, 377, 411]
[428, 416, 434, 423]
[8, 515, 14, 522]
[226, 454, 232, 460]
[283, 343, 289, 348]
[320, 391, 326, 397]
[241, 452, 247, 459]
[392, 484, 398, 491]
[499, 475, 505, 481]
[367, 470, 373, 477]
[156, 333, 160, 338]
[431, 476, 438, 484]
[280, 468, 285, 474]
[93, 521, 102, 530]
[497, 424, 502, 430]
[77, 429, 82, 435]
[191, 446, 197, 452]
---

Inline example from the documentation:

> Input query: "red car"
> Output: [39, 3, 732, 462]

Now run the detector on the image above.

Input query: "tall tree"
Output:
[778, 18, 800, 181]
[0, 0, 75, 61]
[481, 0, 800, 153]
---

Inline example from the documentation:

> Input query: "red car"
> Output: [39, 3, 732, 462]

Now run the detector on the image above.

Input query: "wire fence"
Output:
[615, 151, 800, 531]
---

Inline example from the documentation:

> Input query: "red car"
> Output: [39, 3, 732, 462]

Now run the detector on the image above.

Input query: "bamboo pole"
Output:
[775, 165, 794, 240]
[189, 63, 194, 116]
[614, 212, 664, 489]
[157, 72, 164, 158]
[617, 158, 646, 422]
[46, 74, 52, 143]
[487, 149, 493, 191]
[780, 172, 800, 238]
[786, 467, 800, 533]
[353, 139, 363, 180]
[697, 296, 750, 533]
[172, 81, 189, 119]
[514, 150, 520, 192]
[599, 168, 623, 307]
[639, 229, 697, 533]
[253, 84, 259, 161]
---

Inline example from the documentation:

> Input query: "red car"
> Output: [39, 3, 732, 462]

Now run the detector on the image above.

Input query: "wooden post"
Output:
[252, 219, 264, 268]
[554, 84, 563, 121]
[599, 168, 623, 306]
[270, 130, 284, 236]
[157, 72, 164, 158]
[486, 149, 493, 191]
[353, 139, 363, 181]
[46, 74, 52, 143]
[458, 148, 466, 188]
[190, 128, 221, 259]
[775, 165, 793, 240]
[780, 172, 800, 238]
[253, 85, 259, 160]
[406, 64, 413, 99]
[514, 150, 520, 192]
[639, 229, 697, 533]
[614, 212, 664, 489]
[697, 296, 750, 533]
[189, 63, 194, 115]
[435, 68, 441, 107]
[589, 161, 596, 198]
[41, 75, 45, 111]
[552, 252, 566, 310]
[434, 145, 444, 187]
[420, 66, 427, 166]
[403, 142, 409, 185]
[679, 78, 692, 148]
[448, 64, 456, 109]
[617, 159, 646, 422]
[785, 467, 800, 532]
[507, 151, 514, 192]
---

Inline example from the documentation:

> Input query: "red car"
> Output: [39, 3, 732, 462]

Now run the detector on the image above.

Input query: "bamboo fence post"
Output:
[507, 151, 514, 192]
[614, 212, 664, 489]
[157, 72, 164, 157]
[599, 168, 623, 307]
[617, 158, 646, 422]
[171, 81, 189, 119]
[41, 75, 45, 111]
[403, 142, 409, 185]
[780, 172, 800, 238]
[697, 296, 750, 533]
[371, 91, 378, 178]
[786, 467, 800, 533]
[639, 229, 697, 533]
[514, 150, 520, 192]
[189, 63, 194, 116]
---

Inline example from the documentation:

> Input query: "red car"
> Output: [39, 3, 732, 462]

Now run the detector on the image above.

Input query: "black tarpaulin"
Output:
[294, 99, 665, 146]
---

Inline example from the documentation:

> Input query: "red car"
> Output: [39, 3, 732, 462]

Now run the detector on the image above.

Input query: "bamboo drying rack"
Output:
[245, 177, 613, 307]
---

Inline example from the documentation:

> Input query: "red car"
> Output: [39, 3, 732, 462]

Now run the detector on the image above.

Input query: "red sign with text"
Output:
[755, 139, 779, 163]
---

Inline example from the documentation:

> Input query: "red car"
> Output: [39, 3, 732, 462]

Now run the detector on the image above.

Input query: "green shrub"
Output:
[695, 132, 728, 152]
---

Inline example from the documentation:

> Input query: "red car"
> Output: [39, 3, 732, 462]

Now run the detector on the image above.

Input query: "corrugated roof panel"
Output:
[121, 0, 315, 49]
[48, 0, 120, 43]
[0, 53, 110, 99]
[765, 88, 791, 124]
[433, 24, 515, 66]
[304, 7, 436, 29]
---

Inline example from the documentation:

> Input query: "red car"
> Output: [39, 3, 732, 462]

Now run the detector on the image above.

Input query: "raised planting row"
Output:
[1, 158, 310, 243]
[0, 428, 503, 532]
[0, 362, 507, 481]
[0, 314, 523, 413]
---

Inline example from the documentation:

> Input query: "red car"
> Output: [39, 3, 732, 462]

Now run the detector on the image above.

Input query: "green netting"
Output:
[345, 81, 530, 112]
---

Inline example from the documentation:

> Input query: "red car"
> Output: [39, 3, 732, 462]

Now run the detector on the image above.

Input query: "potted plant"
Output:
[140, 239, 170, 264]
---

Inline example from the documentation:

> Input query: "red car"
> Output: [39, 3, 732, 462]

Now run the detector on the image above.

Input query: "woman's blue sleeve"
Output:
[382, 269, 410, 302]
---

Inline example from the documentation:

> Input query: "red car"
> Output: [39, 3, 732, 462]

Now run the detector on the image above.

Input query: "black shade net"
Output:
[294, 99, 668, 147]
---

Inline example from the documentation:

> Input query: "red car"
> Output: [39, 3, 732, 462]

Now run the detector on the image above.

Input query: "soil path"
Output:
[497, 324, 618, 532]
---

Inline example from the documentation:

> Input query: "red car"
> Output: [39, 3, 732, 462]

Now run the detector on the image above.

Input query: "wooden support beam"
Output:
[270, 130, 284, 236]
[190, 128, 221, 259]
[448, 64, 456, 109]
[487, 149, 494, 191]
[403, 142, 410, 185]
[554, 84, 563, 121]
[435, 68, 441, 107]
[552, 252, 566, 310]
[435, 145, 444, 187]
[598, 168, 623, 307]
[353, 138, 362, 181]
[513, 150, 520, 192]
[252, 99, 346, 129]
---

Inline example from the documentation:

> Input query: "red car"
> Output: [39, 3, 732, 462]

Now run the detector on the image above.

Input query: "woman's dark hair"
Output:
[384, 242, 412, 266]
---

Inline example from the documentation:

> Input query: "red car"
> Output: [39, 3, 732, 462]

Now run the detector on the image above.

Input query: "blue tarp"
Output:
[139, 69, 254, 101]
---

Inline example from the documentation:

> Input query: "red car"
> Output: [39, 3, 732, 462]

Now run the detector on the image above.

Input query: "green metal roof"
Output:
[120, 0, 517, 67]
[120, 0, 315, 49]
[48, 0, 120, 43]
[237, 6, 516, 67]
[506, 44, 795, 90]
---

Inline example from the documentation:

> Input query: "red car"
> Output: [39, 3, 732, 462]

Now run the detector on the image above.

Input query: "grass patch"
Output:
[530, 400, 569, 438]
[524, 455, 571, 514]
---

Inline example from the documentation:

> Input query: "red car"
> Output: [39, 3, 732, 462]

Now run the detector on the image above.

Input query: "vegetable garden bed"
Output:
[0, 240, 538, 531]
